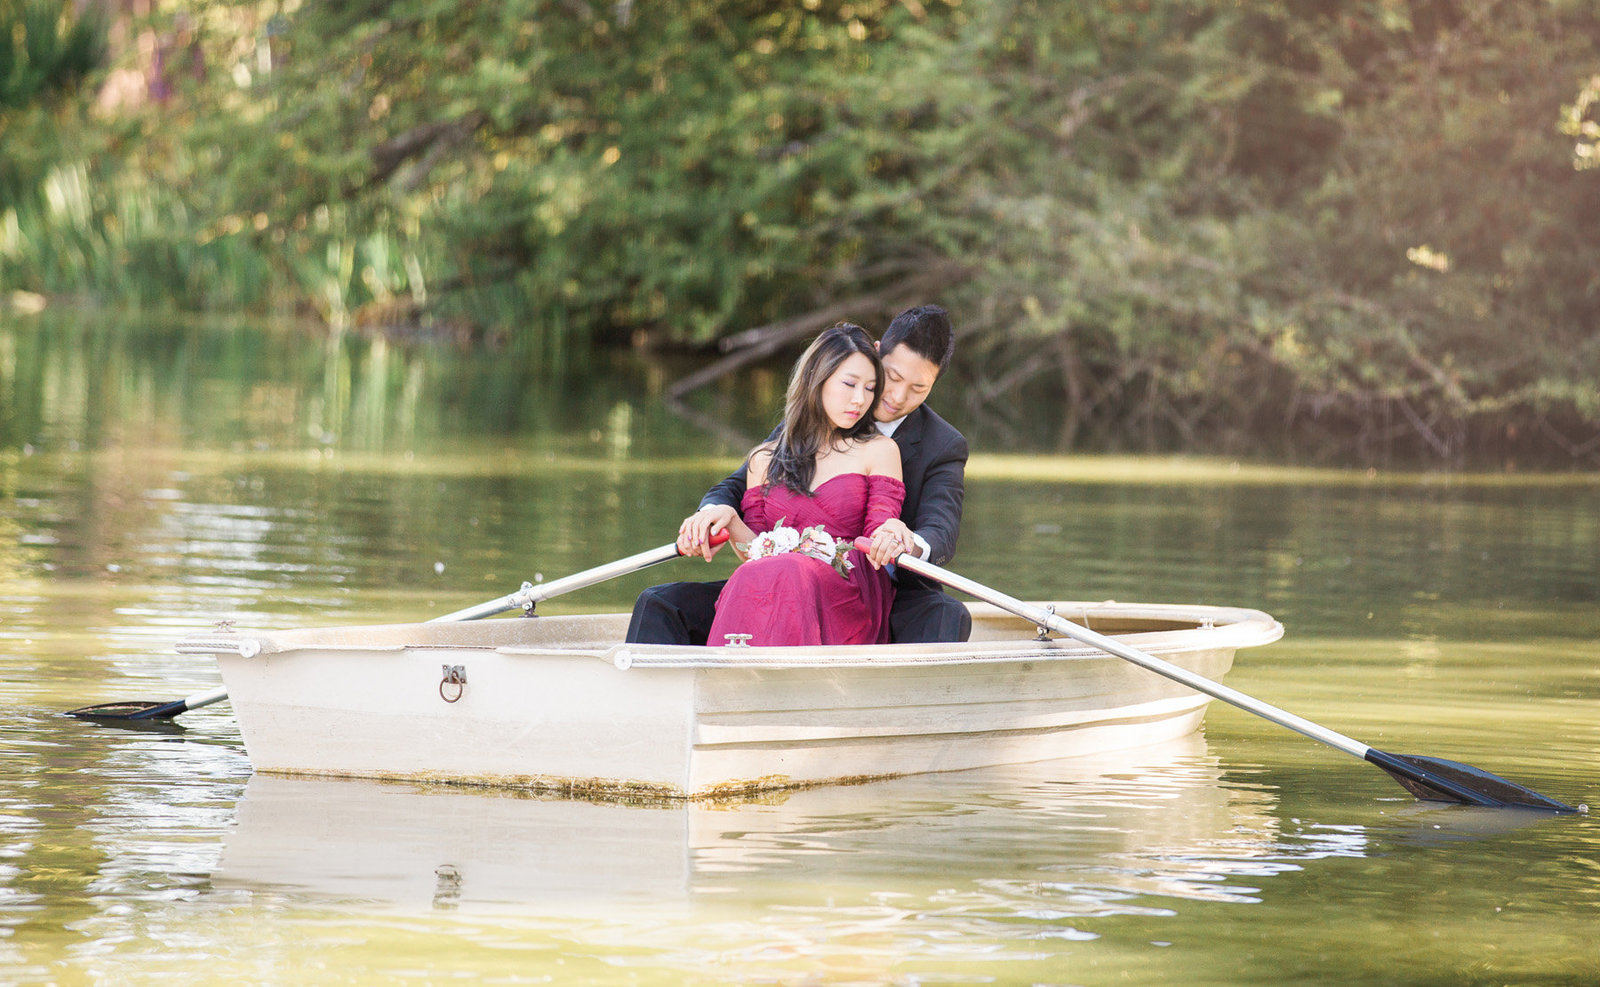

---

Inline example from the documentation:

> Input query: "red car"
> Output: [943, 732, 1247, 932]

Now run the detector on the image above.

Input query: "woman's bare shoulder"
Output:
[747, 442, 776, 486]
[861, 433, 902, 478]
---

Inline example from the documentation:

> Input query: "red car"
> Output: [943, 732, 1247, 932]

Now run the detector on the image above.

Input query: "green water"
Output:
[2, 316, 1598, 985]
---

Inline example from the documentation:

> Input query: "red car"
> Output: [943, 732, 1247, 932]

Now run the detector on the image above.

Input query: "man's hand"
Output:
[867, 517, 919, 569]
[678, 504, 737, 560]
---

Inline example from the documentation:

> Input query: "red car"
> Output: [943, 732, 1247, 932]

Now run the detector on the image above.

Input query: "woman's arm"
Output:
[722, 447, 772, 562]
[861, 436, 908, 568]
[678, 443, 773, 559]
[724, 515, 757, 562]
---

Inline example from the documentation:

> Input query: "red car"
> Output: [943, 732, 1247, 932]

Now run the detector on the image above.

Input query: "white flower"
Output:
[738, 519, 854, 578]
[746, 518, 801, 559]
[768, 524, 802, 555]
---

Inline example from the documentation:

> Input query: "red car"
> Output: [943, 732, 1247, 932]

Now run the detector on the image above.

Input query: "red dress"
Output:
[708, 473, 906, 647]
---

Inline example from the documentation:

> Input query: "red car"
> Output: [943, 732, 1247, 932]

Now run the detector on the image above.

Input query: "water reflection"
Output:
[7, 314, 1600, 647]
[213, 735, 1316, 919]
[0, 311, 759, 459]
[5, 314, 1600, 983]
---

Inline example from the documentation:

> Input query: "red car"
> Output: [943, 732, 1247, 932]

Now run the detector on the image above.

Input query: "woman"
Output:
[701, 323, 906, 647]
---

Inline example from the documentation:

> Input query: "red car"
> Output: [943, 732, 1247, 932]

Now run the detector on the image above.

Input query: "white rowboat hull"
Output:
[181, 601, 1282, 799]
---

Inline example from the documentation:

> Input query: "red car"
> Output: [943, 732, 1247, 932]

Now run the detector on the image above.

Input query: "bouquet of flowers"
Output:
[741, 518, 855, 578]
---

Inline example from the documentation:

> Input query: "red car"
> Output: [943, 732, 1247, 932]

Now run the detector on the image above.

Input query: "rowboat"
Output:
[90, 539, 1570, 811]
[176, 600, 1284, 800]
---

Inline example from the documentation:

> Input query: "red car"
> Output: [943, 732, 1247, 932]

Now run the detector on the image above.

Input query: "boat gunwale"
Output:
[179, 601, 1284, 670]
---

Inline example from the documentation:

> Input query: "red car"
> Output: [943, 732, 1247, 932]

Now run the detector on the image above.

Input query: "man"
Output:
[627, 304, 970, 646]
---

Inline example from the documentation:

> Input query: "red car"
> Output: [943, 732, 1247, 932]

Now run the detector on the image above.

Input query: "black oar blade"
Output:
[66, 699, 187, 721]
[1366, 749, 1577, 813]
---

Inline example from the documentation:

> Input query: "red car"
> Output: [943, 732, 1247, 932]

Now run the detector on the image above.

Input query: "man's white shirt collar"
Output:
[876, 415, 906, 438]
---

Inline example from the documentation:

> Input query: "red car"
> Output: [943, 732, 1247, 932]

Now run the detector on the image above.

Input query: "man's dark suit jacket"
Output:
[700, 405, 968, 597]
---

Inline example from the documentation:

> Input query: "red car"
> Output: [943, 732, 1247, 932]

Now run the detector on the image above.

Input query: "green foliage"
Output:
[0, 1, 105, 210]
[1560, 73, 1600, 171]
[5, 0, 1600, 463]
[0, 0, 104, 109]
[949, 0, 1600, 462]
[165, 0, 986, 342]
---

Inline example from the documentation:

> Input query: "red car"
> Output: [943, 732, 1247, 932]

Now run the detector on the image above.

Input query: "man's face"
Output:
[875, 343, 940, 423]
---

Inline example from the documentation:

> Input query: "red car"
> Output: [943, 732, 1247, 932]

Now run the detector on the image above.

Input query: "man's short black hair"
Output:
[880, 305, 955, 375]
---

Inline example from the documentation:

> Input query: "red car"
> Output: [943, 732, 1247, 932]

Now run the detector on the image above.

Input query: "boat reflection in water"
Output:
[214, 733, 1356, 919]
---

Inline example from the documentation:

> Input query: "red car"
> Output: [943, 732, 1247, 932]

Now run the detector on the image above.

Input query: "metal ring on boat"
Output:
[439, 664, 466, 703]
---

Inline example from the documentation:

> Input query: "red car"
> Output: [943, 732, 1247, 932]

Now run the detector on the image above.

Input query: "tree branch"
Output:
[666, 262, 971, 400]
[368, 111, 486, 190]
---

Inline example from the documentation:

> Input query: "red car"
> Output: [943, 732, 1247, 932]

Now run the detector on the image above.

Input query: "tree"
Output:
[941, 0, 1600, 463]
[9, 0, 1600, 464]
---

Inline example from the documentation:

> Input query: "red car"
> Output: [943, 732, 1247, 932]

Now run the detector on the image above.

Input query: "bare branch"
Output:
[667, 262, 971, 401]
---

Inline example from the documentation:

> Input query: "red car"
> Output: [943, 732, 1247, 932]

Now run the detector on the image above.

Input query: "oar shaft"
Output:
[122, 685, 230, 720]
[181, 685, 230, 710]
[75, 534, 727, 720]
[429, 532, 729, 623]
[872, 542, 1575, 812]
[889, 550, 1372, 762]
[428, 543, 682, 623]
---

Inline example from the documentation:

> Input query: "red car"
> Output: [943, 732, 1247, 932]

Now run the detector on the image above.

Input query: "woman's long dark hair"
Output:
[761, 323, 883, 495]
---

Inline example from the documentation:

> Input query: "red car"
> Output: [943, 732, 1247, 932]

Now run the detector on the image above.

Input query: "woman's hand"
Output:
[866, 517, 917, 569]
[679, 504, 737, 560]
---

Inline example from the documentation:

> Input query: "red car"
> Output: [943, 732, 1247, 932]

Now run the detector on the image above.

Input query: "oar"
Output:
[427, 533, 725, 622]
[66, 533, 729, 722]
[858, 538, 1579, 813]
